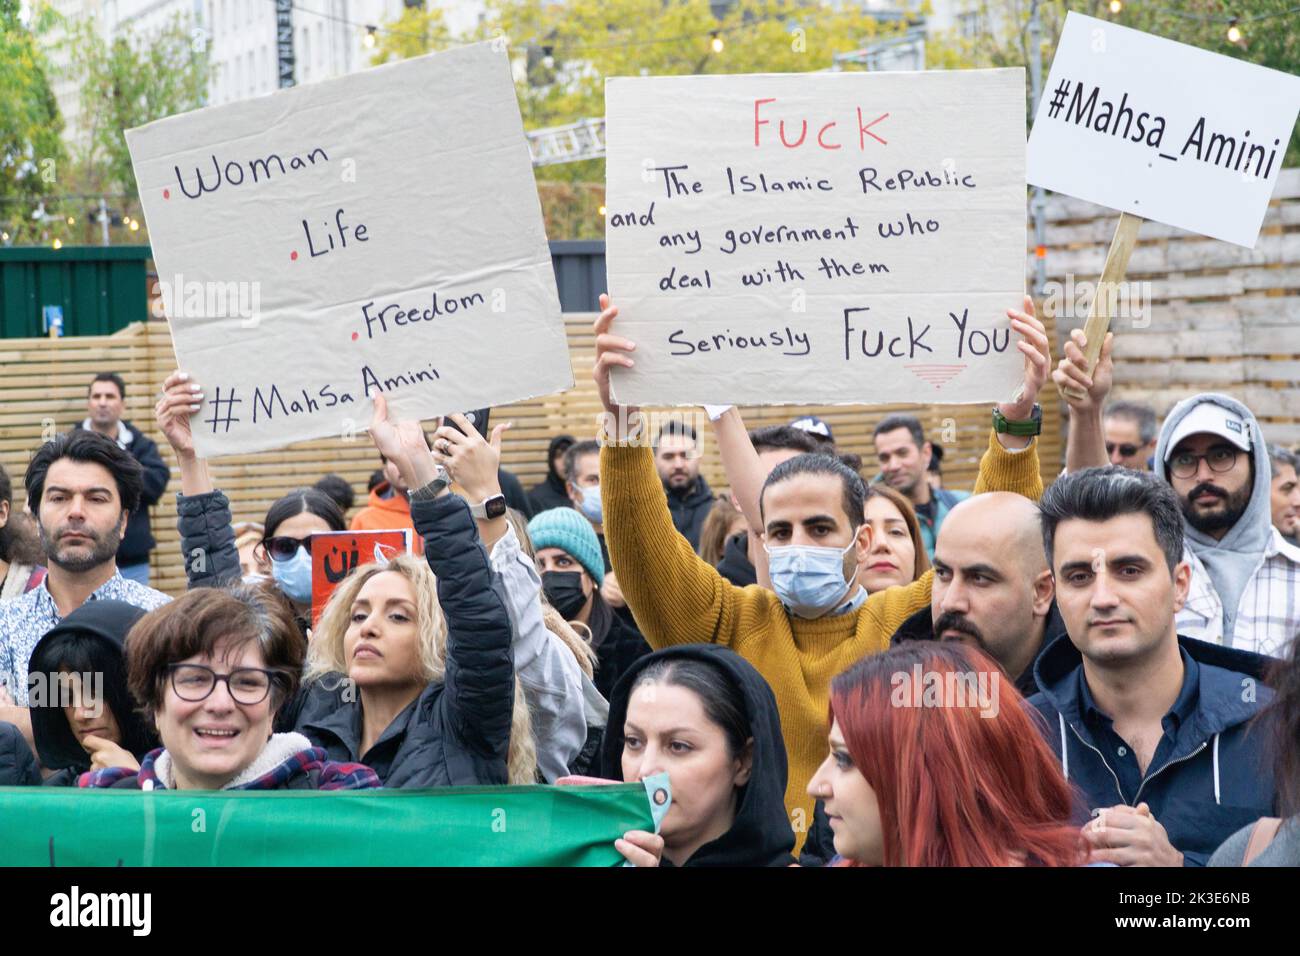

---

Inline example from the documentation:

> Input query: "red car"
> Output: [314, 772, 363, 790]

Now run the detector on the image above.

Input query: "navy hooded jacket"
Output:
[1028, 633, 1276, 866]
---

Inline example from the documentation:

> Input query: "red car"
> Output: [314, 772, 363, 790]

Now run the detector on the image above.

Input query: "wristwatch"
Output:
[410, 465, 452, 501]
[992, 403, 1042, 437]
[469, 493, 508, 520]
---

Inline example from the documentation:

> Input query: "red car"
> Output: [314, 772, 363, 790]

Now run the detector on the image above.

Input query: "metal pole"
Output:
[99, 197, 110, 246]
[1028, 0, 1047, 297]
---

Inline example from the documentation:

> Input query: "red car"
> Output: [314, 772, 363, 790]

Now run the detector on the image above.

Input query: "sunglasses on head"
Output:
[1106, 442, 1141, 459]
[260, 535, 314, 561]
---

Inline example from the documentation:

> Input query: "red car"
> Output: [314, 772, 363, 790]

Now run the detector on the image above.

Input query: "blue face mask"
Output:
[764, 539, 857, 619]
[575, 483, 603, 525]
[271, 546, 313, 605]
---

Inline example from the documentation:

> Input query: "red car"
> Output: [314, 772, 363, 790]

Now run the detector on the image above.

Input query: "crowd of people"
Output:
[0, 294, 1297, 868]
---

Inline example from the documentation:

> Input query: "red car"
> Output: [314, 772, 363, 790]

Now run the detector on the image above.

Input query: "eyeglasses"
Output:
[260, 535, 313, 561]
[1169, 447, 1240, 480]
[167, 663, 278, 705]
[1106, 442, 1140, 459]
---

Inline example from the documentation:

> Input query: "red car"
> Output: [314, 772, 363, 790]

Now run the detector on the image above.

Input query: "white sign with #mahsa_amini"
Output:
[1028, 12, 1300, 248]
[127, 42, 571, 457]
[604, 69, 1027, 408]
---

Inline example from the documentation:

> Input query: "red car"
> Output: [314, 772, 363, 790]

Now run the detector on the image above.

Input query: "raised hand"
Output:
[1000, 295, 1052, 420]
[368, 393, 439, 491]
[155, 371, 203, 458]
[432, 414, 509, 503]
[1054, 329, 1114, 414]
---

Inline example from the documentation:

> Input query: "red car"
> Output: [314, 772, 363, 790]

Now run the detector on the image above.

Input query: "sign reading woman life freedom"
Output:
[604, 69, 1028, 408]
[126, 42, 571, 458]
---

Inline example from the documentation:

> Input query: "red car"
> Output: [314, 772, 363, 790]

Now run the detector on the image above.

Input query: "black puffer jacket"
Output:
[600, 644, 796, 867]
[0, 722, 39, 785]
[177, 489, 243, 589]
[293, 492, 517, 787]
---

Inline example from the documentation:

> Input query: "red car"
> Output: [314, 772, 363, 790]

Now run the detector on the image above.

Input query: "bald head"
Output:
[942, 492, 1047, 576]
[928, 492, 1054, 682]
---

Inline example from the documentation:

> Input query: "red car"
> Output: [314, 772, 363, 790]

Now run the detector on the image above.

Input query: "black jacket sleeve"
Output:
[177, 490, 243, 589]
[0, 721, 40, 786]
[130, 428, 171, 507]
[497, 468, 532, 519]
[411, 492, 515, 762]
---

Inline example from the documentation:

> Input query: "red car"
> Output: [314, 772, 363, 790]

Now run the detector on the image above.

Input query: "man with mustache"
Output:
[653, 420, 715, 553]
[889, 492, 1060, 696]
[1056, 336, 1300, 658]
[0, 431, 170, 751]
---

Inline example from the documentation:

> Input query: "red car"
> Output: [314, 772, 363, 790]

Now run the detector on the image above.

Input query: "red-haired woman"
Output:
[807, 642, 1088, 867]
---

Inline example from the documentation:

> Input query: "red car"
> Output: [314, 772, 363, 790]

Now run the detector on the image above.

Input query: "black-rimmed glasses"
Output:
[1169, 446, 1240, 480]
[167, 663, 278, 705]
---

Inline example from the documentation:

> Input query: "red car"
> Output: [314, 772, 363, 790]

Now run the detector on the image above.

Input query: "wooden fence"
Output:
[3, 168, 1297, 595]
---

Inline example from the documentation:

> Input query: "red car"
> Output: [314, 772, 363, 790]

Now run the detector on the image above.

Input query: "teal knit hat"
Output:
[527, 507, 606, 586]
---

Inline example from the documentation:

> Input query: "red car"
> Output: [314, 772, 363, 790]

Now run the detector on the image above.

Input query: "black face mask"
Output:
[541, 570, 589, 619]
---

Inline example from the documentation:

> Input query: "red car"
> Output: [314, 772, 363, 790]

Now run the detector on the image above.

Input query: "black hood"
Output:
[546, 434, 576, 484]
[600, 643, 795, 867]
[716, 531, 757, 588]
[28, 600, 156, 773]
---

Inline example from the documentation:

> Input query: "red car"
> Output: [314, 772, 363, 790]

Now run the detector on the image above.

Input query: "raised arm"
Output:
[370, 394, 515, 763]
[432, 414, 587, 781]
[1052, 328, 1114, 473]
[708, 405, 771, 588]
[593, 295, 750, 650]
[156, 372, 240, 588]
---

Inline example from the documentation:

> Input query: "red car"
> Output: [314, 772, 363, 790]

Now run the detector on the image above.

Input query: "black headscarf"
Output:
[600, 643, 795, 867]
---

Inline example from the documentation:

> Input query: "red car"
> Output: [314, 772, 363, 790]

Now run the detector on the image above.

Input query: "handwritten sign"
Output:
[604, 70, 1027, 407]
[127, 42, 571, 457]
[1028, 12, 1300, 248]
[311, 529, 411, 624]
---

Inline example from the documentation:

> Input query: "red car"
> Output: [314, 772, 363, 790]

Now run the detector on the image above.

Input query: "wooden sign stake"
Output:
[1063, 210, 1144, 402]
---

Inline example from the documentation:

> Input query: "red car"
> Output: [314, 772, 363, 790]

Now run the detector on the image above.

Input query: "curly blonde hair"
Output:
[307, 553, 537, 784]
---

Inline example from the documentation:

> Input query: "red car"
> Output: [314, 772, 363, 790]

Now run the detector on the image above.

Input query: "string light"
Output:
[710, 32, 724, 53]
[129, 220, 140, 232]
[363, 25, 377, 49]
[597, 204, 607, 216]
[66, 216, 75, 225]
[1227, 18, 1242, 42]
[1109, 0, 1122, 13]
[52, 238, 63, 249]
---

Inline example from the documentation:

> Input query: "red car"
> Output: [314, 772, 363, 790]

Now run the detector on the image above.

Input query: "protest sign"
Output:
[604, 69, 1027, 408]
[1028, 12, 1300, 248]
[310, 529, 411, 624]
[127, 42, 571, 458]
[0, 778, 668, 866]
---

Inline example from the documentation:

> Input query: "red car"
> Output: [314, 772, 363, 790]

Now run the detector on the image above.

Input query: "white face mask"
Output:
[270, 547, 313, 605]
[763, 539, 857, 619]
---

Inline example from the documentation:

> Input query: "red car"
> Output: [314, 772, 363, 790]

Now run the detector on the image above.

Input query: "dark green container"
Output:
[0, 245, 152, 338]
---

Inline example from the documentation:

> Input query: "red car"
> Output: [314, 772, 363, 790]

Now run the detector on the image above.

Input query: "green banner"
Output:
[0, 778, 669, 867]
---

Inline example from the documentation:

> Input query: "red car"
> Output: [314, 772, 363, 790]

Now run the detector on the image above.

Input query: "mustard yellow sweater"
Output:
[602, 430, 1044, 845]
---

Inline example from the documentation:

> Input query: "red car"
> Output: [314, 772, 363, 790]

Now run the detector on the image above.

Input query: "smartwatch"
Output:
[410, 465, 452, 501]
[469, 494, 508, 521]
[992, 403, 1042, 437]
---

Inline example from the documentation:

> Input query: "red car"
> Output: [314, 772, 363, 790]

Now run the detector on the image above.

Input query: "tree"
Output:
[369, 6, 452, 65]
[0, 0, 66, 244]
[62, 12, 212, 200]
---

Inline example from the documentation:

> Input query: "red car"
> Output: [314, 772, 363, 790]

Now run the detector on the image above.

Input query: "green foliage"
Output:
[369, 6, 453, 65]
[0, 0, 66, 243]
[62, 11, 212, 199]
